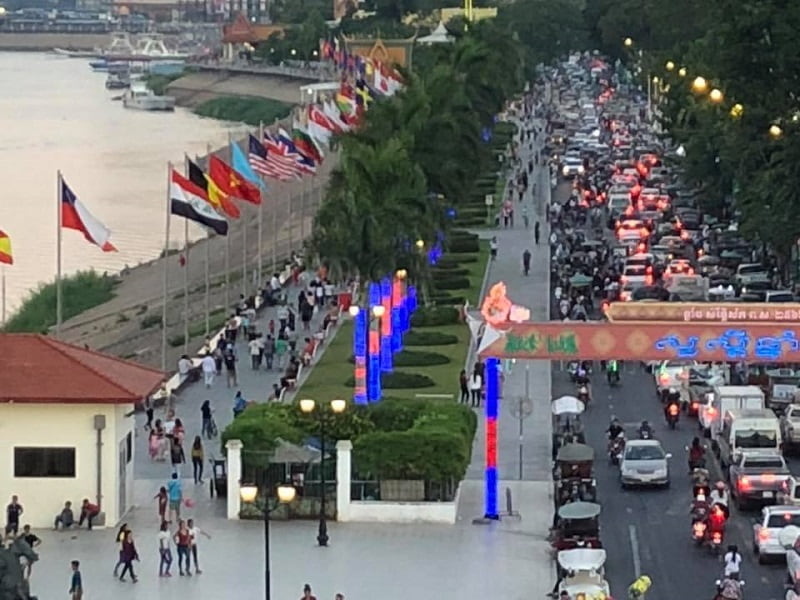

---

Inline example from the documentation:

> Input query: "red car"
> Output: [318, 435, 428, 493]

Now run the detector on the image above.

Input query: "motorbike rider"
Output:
[715, 577, 743, 600]
[607, 359, 620, 384]
[607, 416, 624, 440]
[710, 481, 730, 514]
[691, 467, 711, 497]
[638, 420, 654, 439]
[690, 492, 710, 523]
[575, 366, 590, 386]
[688, 437, 706, 470]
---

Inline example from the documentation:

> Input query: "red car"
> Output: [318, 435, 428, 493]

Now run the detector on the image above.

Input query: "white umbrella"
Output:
[552, 395, 585, 415]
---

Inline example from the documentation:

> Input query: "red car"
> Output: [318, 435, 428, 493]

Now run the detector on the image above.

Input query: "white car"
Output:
[616, 220, 647, 243]
[620, 440, 671, 488]
[562, 159, 584, 178]
[621, 265, 650, 288]
[753, 505, 800, 563]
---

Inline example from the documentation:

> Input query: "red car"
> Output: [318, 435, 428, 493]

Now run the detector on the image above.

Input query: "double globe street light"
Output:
[299, 398, 347, 547]
[240, 482, 297, 600]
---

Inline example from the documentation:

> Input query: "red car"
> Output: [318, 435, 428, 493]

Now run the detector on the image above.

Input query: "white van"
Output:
[717, 409, 782, 468]
[700, 385, 765, 437]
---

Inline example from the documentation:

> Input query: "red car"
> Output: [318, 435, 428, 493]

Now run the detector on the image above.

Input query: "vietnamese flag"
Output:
[208, 156, 262, 205]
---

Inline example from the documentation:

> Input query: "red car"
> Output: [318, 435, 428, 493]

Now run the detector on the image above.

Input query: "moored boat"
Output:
[122, 82, 175, 111]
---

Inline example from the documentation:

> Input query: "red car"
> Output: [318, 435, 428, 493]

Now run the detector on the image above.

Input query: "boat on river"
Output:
[122, 82, 175, 111]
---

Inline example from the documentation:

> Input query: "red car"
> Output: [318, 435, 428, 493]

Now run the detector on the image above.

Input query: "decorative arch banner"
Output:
[478, 322, 800, 362]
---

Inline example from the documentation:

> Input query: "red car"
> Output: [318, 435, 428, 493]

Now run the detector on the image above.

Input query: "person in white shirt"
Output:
[177, 355, 192, 384]
[468, 372, 482, 408]
[187, 518, 211, 574]
[248, 337, 263, 370]
[723, 544, 742, 578]
[710, 481, 729, 507]
[201, 354, 216, 388]
[158, 521, 173, 577]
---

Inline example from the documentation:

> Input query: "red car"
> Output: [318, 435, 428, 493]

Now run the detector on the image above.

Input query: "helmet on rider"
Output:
[716, 481, 727, 491]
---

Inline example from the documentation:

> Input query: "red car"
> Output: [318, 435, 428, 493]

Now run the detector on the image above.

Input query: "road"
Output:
[546, 188, 788, 600]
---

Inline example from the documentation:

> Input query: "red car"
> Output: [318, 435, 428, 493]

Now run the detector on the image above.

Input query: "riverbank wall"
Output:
[0, 33, 110, 51]
[167, 71, 308, 107]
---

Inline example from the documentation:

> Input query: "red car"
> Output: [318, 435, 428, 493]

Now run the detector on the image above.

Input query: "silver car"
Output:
[620, 440, 672, 488]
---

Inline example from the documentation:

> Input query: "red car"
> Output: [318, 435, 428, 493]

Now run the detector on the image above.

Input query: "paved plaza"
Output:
[22, 115, 558, 600]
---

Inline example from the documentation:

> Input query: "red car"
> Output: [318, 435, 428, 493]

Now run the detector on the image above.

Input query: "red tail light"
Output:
[693, 522, 706, 537]
[620, 276, 628, 284]
[681, 231, 689, 240]
[758, 527, 770, 541]
[712, 531, 722, 543]
[646, 266, 653, 274]
[739, 477, 751, 491]
[645, 275, 654, 285]
[625, 206, 634, 216]
[659, 374, 670, 385]
[640, 228, 649, 237]
[669, 404, 679, 416]
[692, 402, 699, 411]
[637, 243, 646, 253]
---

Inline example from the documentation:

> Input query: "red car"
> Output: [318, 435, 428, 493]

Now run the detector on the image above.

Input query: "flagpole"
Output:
[300, 176, 307, 242]
[287, 187, 294, 257]
[257, 121, 265, 289]
[204, 233, 210, 337]
[56, 170, 63, 338]
[183, 219, 189, 355]
[162, 162, 172, 372]
[1, 266, 6, 326]
[272, 182, 278, 273]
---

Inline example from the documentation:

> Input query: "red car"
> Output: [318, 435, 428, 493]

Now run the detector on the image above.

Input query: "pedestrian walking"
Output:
[112, 524, 130, 576]
[174, 520, 192, 576]
[489, 236, 498, 260]
[262, 334, 275, 370]
[144, 397, 154, 431]
[187, 518, 210, 574]
[534, 221, 541, 245]
[523, 249, 532, 276]
[158, 521, 173, 577]
[5, 495, 23, 536]
[118, 531, 139, 583]
[223, 343, 238, 387]
[522, 205, 529, 228]
[20, 524, 40, 579]
[69, 560, 83, 600]
[459, 369, 469, 404]
[170, 437, 185, 477]
[248, 336, 262, 370]
[154, 488, 168, 524]
[201, 354, 216, 388]
[167, 473, 183, 522]
[191, 436, 204, 485]
[301, 584, 318, 600]
[469, 368, 482, 408]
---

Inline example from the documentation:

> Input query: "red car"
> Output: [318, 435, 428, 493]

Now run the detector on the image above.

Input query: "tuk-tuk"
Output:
[554, 443, 597, 506]
[556, 548, 611, 599]
[552, 396, 586, 459]
[551, 501, 602, 551]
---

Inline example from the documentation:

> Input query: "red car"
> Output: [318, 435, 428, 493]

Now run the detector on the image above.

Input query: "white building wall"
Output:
[0, 403, 134, 529]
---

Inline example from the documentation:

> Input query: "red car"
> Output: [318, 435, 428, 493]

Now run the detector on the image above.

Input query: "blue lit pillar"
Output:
[367, 283, 382, 402]
[352, 307, 368, 405]
[484, 357, 500, 520]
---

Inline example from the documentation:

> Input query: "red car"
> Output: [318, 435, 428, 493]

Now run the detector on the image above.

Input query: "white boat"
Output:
[103, 34, 191, 62]
[53, 48, 99, 58]
[122, 82, 175, 112]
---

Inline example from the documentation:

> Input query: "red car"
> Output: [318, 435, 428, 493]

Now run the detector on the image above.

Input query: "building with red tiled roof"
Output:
[0, 334, 165, 529]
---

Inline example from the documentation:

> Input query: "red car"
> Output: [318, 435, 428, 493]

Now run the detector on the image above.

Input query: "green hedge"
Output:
[434, 276, 471, 290]
[430, 294, 466, 305]
[394, 350, 450, 367]
[345, 370, 436, 389]
[437, 254, 478, 267]
[404, 330, 459, 345]
[410, 306, 460, 327]
[448, 237, 480, 253]
[353, 400, 477, 480]
[431, 267, 470, 278]
[453, 217, 486, 227]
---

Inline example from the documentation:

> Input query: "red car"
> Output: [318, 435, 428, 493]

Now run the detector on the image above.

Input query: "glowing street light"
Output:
[415, 239, 425, 249]
[729, 103, 744, 118]
[652, 75, 660, 84]
[623, 37, 633, 48]
[678, 67, 687, 78]
[709, 89, 724, 104]
[691, 76, 708, 94]
[769, 124, 783, 138]
[665, 61, 675, 72]
[348, 305, 360, 317]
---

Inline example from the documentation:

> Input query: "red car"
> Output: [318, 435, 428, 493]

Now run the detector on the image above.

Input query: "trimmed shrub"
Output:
[438, 254, 477, 267]
[453, 217, 487, 228]
[345, 370, 436, 389]
[433, 276, 470, 290]
[433, 262, 462, 271]
[141, 314, 162, 329]
[430, 294, 466, 306]
[404, 330, 459, 346]
[431, 267, 469, 278]
[449, 229, 477, 240]
[448, 237, 480, 253]
[410, 306, 460, 327]
[394, 350, 450, 367]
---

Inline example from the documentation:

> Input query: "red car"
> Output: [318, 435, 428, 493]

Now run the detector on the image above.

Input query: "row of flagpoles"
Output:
[2, 73, 404, 368]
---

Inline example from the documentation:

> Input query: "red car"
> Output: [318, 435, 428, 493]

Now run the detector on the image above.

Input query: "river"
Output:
[0, 52, 246, 314]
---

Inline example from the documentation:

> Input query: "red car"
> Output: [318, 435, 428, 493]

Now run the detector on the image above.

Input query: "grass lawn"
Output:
[297, 242, 489, 403]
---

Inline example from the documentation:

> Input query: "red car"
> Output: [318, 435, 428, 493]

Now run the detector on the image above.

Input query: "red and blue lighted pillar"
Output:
[368, 282, 382, 402]
[484, 357, 500, 520]
[380, 278, 393, 372]
[352, 307, 368, 405]
[391, 275, 404, 352]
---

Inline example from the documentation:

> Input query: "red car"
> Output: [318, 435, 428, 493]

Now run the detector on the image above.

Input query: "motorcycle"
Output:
[714, 578, 745, 600]
[578, 385, 591, 407]
[608, 435, 625, 466]
[666, 403, 680, 429]
[567, 361, 580, 381]
[607, 368, 620, 386]
[638, 426, 653, 440]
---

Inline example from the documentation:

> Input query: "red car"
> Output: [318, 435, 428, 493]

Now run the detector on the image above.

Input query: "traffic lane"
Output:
[551, 365, 785, 600]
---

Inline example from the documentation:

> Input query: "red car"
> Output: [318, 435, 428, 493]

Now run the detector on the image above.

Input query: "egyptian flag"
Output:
[60, 178, 116, 252]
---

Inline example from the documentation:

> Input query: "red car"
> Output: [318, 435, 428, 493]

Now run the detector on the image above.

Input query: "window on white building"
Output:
[14, 447, 76, 478]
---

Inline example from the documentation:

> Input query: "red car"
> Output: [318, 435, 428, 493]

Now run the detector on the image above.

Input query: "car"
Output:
[734, 263, 770, 288]
[664, 259, 694, 278]
[562, 157, 584, 178]
[621, 264, 651, 288]
[728, 451, 791, 509]
[753, 505, 800, 563]
[765, 290, 794, 303]
[620, 440, 671, 488]
[616, 219, 648, 242]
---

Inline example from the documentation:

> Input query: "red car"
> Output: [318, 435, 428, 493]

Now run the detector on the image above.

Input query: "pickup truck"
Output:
[780, 405, 800, 453]
[728, 451, 791, 509]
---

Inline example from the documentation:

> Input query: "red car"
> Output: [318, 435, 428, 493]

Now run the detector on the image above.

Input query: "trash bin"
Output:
[338, 291, 353, 311]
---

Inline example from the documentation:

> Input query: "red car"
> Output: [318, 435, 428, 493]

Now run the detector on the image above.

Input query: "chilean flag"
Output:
[61, 178, 116, 252]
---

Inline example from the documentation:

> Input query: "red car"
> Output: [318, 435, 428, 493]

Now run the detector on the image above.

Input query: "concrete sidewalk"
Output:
[456, 115, 555, 595]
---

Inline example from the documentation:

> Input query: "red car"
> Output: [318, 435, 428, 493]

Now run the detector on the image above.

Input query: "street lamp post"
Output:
[299, 398, 347, 546]
[240, 482, 297, 600]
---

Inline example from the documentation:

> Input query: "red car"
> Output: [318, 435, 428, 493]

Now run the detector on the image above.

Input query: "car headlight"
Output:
[578, 165, 585, 173]
[655, 468, 667, 477]
[562, 166, 569, 176]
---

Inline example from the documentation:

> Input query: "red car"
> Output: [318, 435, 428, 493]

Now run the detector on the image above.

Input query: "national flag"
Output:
[248, 134, 272, 177]
[276, 129, 316, 175]
[0, 230, 12, 265]
[188, 159, 240, 219]
[263, 132, 303, 180]
[60, 178, 116, 252]
[355, 78, 374, 110]
[336, 84, 357, 117]
[307, 104, 335, 145]
[209, 156, 262, 205]
[231, 142, 267, 194]
[322, 100, 349, 132]
[288, 122, 324, 164]
[170, 170, 228, 236]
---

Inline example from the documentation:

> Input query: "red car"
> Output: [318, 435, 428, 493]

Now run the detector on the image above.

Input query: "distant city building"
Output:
[113, 0, 178, 21]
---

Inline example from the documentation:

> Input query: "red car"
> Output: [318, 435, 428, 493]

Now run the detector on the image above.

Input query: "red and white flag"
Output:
[60, 177, 116, 252]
